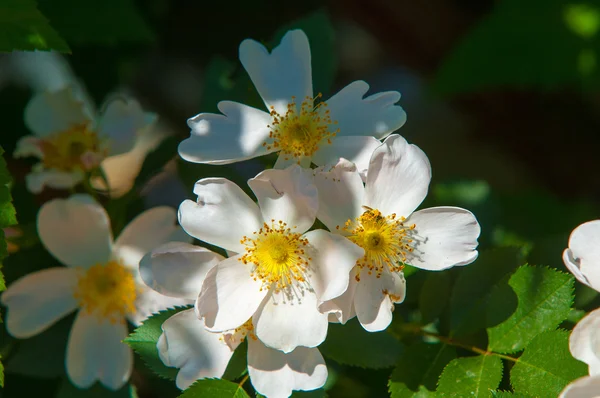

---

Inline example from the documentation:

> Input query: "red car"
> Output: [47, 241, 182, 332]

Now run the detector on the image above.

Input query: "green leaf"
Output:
[434, 0, 598, 93]
[37, 0, 153, 45]
[0, 356, 3, 388]
[419, 272, 452, 323]
[291, 390, 327, 398]
[0, 0, 70, 52]
[437, 355, 503, 397]
[511, 330, 587, 397]
[179, 378, 250, 398]
[124, 306, 191, 380]
[272, 10, 336, 96]
[490, 391, 533, 397]
[320, 318, 402, 369]
[389, 342, 456, 397]
[222, 339, 248, 381]
[56, 380, 134, 398]
[487, 266, 574, 353]
[449, 248, 523, 336]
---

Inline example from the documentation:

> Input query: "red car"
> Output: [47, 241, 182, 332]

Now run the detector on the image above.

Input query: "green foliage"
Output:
[436, 355, 503, 397]
[36, 0, 153, 45]
[491, 392, 533, 397]
[291, 390, 327, 398]
[124, 306, 191, 380]
[486, 266, 574, 353]
[0, 0, 70, 52]
[55, 380, 134, 398]
[0, 146, 17, 292]
[449, 248, 523, 336]
[434, 0, 600, 92]
[419, 272, 452, 324]
[178, 378, 250, 398]
[510, 330, 587, 397]
[222, 340, 248, 381]
[320, 318, 402, 369]
[388, 342, 456, 397]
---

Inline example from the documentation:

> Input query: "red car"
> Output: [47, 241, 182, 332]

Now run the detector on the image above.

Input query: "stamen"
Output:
[39, 124, 105, 171]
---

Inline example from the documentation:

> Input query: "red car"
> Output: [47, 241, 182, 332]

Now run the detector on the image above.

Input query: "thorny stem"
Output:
[400, 324, 519, 363]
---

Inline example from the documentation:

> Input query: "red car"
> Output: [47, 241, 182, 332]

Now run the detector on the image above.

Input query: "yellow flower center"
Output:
[342, 207, 415, 281]
[264, 95, 338, 161]
[240, 221, 311, 292]
[40, 124, 105, 171]
[73, 261, 137, 323]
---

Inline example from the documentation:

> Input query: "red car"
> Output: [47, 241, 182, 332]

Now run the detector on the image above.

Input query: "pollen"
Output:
[343, 207, 416, 280]
[265, 94, 338, 161]
[240, 220, 311, 292]
[73, 261, 137, 323]
[39, 124, 105, 171]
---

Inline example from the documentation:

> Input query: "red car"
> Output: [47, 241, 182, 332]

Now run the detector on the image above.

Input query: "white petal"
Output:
[405, 207, 480, 271]
[248, 338, 327, 398]
[114, 207, 190, 269]
[38, 194, 113, 268]
[559, 374, 600, 398]
[24, 87, 91, 137]
[157, 308, 233, 389]
[180, 101, 274, 165]
[129, 287, 192, 326]
[14, 136, 44, 159]
[312, 135, 382, 178]
[97, 98, 152, 156]
[178, 178, 262, 253]
[239, 30, 312, 114]
[354, 270, 406, 332]
[570, 308, 600, 376]
[325, 80, 406, 139]
[273, 153, 311, 169]
[253, 290, 329, 353]
[248, 165, 318, 233]
[304, 229, 364, 303]
[365, 134, 431, 217]
[563, 249, 594, 289]
[314, 158, 365, 231]
[1, 268, 78, 338]
[319, 269, 359, 324]
[25, 167, 84, 193]
[197, 255, 267, 332]
[567, 220, 600, 292]
[66, 313, 133, 390]
[139, 242, 225, 300]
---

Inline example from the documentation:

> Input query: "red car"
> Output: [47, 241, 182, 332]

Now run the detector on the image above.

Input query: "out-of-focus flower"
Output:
[14, 87, 156, 194]
[315, 134, 480, 332]
[3, 226, 22, 253]
[179, 30, 406, 175]
[1, 194, 190, 390]
[140, 242, 328, 398]
[178, 165, 363, 353]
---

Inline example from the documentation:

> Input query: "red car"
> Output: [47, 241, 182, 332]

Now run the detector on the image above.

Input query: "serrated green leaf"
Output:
[56, 379, 134, 398]
[487, 266, 574, 353]
[510, 330, 587, 397]
[320, 318, 402, 369]
[419, 272, 452, 323]
[124, 306, 191, 380]
[450, 248, 523, 336]
[437, 355, 503, 397]
[179, 378, 250, 398]
[389, 342, 456, 397]
[0, 0, 70, 52]
[490, 391, 533, 397]
[37, 0, 153, 45]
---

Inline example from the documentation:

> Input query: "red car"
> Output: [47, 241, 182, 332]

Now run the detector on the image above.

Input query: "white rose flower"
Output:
[1, 195, 191, 390]
[179, 29, 406, 175]
[14, 87, 156, 194]
[178, 164, 364, 353]
[314, 134, 481, 332]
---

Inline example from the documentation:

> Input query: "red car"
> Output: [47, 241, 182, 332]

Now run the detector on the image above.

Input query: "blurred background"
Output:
[1, 0, 600, 397]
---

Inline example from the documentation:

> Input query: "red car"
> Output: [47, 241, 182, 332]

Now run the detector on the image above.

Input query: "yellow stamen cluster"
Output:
[73, 261, 137, 323]
[342, 207, 416, 280]
[40, 124, 105, 171]
[221, 319, 258, 346]
[240, 220, 311, 292]
[264, 94, 338, 161]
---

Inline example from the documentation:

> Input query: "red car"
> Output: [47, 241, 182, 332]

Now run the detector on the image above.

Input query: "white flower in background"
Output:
[178, 165, 363, 353]
[14, 86, 156, 194]
[314, 134, 480, 332]
[560, 220, 600, 397]
[179, 29, 406, 174]
[1, 195, 190, 390]
[140, 242, 327, 398]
